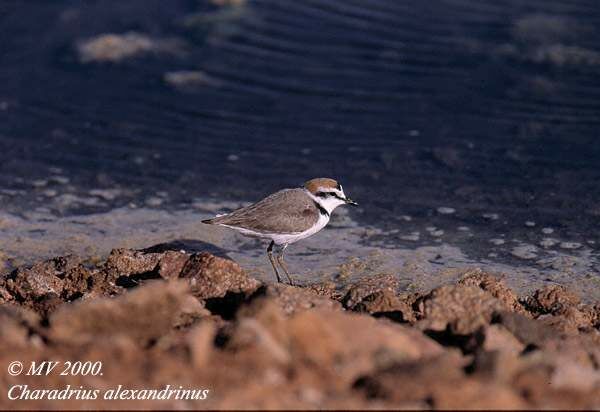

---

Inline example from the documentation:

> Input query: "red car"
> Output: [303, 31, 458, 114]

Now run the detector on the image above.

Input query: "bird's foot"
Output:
[275, 274, 297, 287]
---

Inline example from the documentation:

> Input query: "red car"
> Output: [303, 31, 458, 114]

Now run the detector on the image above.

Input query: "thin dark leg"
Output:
[276, 244, 295, 286]
[267, 241, 282, 283]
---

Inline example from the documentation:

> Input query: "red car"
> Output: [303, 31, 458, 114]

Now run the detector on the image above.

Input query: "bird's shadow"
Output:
[141, 238, 230, 259]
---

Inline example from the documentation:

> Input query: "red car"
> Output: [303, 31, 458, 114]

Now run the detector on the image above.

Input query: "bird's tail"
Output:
[202, 213, 228, 224]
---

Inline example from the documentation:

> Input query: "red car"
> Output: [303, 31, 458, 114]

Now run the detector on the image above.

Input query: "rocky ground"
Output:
[1, 245, 599, 409]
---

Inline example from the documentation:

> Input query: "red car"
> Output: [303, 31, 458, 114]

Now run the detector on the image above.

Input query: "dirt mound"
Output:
[1, 247, 599, 409]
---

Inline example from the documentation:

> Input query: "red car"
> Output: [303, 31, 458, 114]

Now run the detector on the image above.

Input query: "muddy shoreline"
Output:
[1, 245, 599, 409]
[2, 206, 600, 304]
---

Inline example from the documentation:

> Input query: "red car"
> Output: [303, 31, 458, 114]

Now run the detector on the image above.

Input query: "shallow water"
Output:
[1, 1, 599, 298]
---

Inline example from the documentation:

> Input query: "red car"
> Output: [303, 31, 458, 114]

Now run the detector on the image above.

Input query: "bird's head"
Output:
[303, 177, 357, 213]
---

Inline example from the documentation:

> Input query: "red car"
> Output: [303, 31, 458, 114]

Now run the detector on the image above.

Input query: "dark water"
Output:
[1, 0, 599, 275]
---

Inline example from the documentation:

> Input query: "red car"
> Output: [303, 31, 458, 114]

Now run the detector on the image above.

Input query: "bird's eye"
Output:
[315, 191, 328, 198]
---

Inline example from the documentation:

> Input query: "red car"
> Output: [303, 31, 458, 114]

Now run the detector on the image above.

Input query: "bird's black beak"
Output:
[345, 198, 358, 206]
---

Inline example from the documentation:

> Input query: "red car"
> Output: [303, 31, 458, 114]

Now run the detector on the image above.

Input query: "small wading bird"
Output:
[202, 178, 357, 285]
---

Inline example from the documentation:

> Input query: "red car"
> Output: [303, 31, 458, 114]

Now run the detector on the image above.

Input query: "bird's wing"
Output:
[206, 189, 319, 234]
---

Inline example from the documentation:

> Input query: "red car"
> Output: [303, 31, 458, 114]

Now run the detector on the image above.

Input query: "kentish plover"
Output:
[202, 178, 357, 285]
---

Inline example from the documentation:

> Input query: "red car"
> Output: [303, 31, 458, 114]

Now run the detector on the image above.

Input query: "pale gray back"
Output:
[208, 188, 319, 234]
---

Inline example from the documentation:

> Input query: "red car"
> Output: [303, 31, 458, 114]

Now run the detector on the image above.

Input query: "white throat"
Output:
[304, 189, 346, 215]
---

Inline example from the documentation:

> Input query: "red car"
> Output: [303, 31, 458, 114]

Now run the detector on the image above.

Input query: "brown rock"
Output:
[103, 248, 163, 279]
[102, 249, 260, 304]
[522, 291, 598, 336]
[228, 314, 292, 366]
[415, 284, 505, 335]
[483, 324, 525, 354]
[236, 297, 289, 343]
[203, 301, 298, 407]
[494, 334, 595, 403]
[32, 292, 64, 317]
[86, 269, 121, 297]
[493, 311, 556, 346]
[285, 309, 443, 385]
[537, 306, 594, 334]
[353, 290, 415, 323]
[257, 284, 341, 316]
[549, 353, 600, 392]
[458, 269, 525, 313]
[172, 294, 211, 329]
[342, 273, 401, 309]
[355, 352, 526, 409]
[4, 261, 65, 304]
[157, 250, 190, 279]
[1, 255, 95, 315]
[435, 382, 526, 410]
[0, 285, 11, 303]
[581, 303, 600, 328]
[49, 280, 193, 345]
[214, 299, 294, 389]
[469, 350, 523, 383]
[46, 255, 85, 273]
[304, 281, 343, 301]
[523, 284, 580, 316]
[355, 352, 465, 400]
[60, 264, 93, 300]
[229, 301, 444, 387]
[0, 305, 40, 347]
[2, 245, 600, 409]
[181, 252, 261, 299]
[512, 358, 600, 409]
[542, 334, 600, 370]
[187, 321, 217, 369]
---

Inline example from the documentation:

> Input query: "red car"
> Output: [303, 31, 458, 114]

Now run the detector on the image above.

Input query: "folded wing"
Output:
[202, 189, 319, 234]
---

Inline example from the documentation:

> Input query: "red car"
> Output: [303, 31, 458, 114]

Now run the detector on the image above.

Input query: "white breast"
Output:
[270, 212, 330, 245]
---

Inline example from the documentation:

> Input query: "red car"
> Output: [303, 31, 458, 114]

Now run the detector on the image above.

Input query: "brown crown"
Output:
[303, 178, 340, 194]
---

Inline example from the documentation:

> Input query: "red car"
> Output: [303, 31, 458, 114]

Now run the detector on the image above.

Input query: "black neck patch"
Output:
[314, 201, 329, 217]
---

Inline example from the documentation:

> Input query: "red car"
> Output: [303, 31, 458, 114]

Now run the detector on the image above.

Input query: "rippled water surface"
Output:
[1, 0, 599, 297]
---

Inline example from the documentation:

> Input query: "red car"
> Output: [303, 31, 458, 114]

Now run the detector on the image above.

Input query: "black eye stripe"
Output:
[316, 191, 344, 200]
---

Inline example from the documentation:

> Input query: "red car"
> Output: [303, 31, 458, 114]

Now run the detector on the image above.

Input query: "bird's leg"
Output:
[276, 244, 296, 286]
[267, 241, 282, 283]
